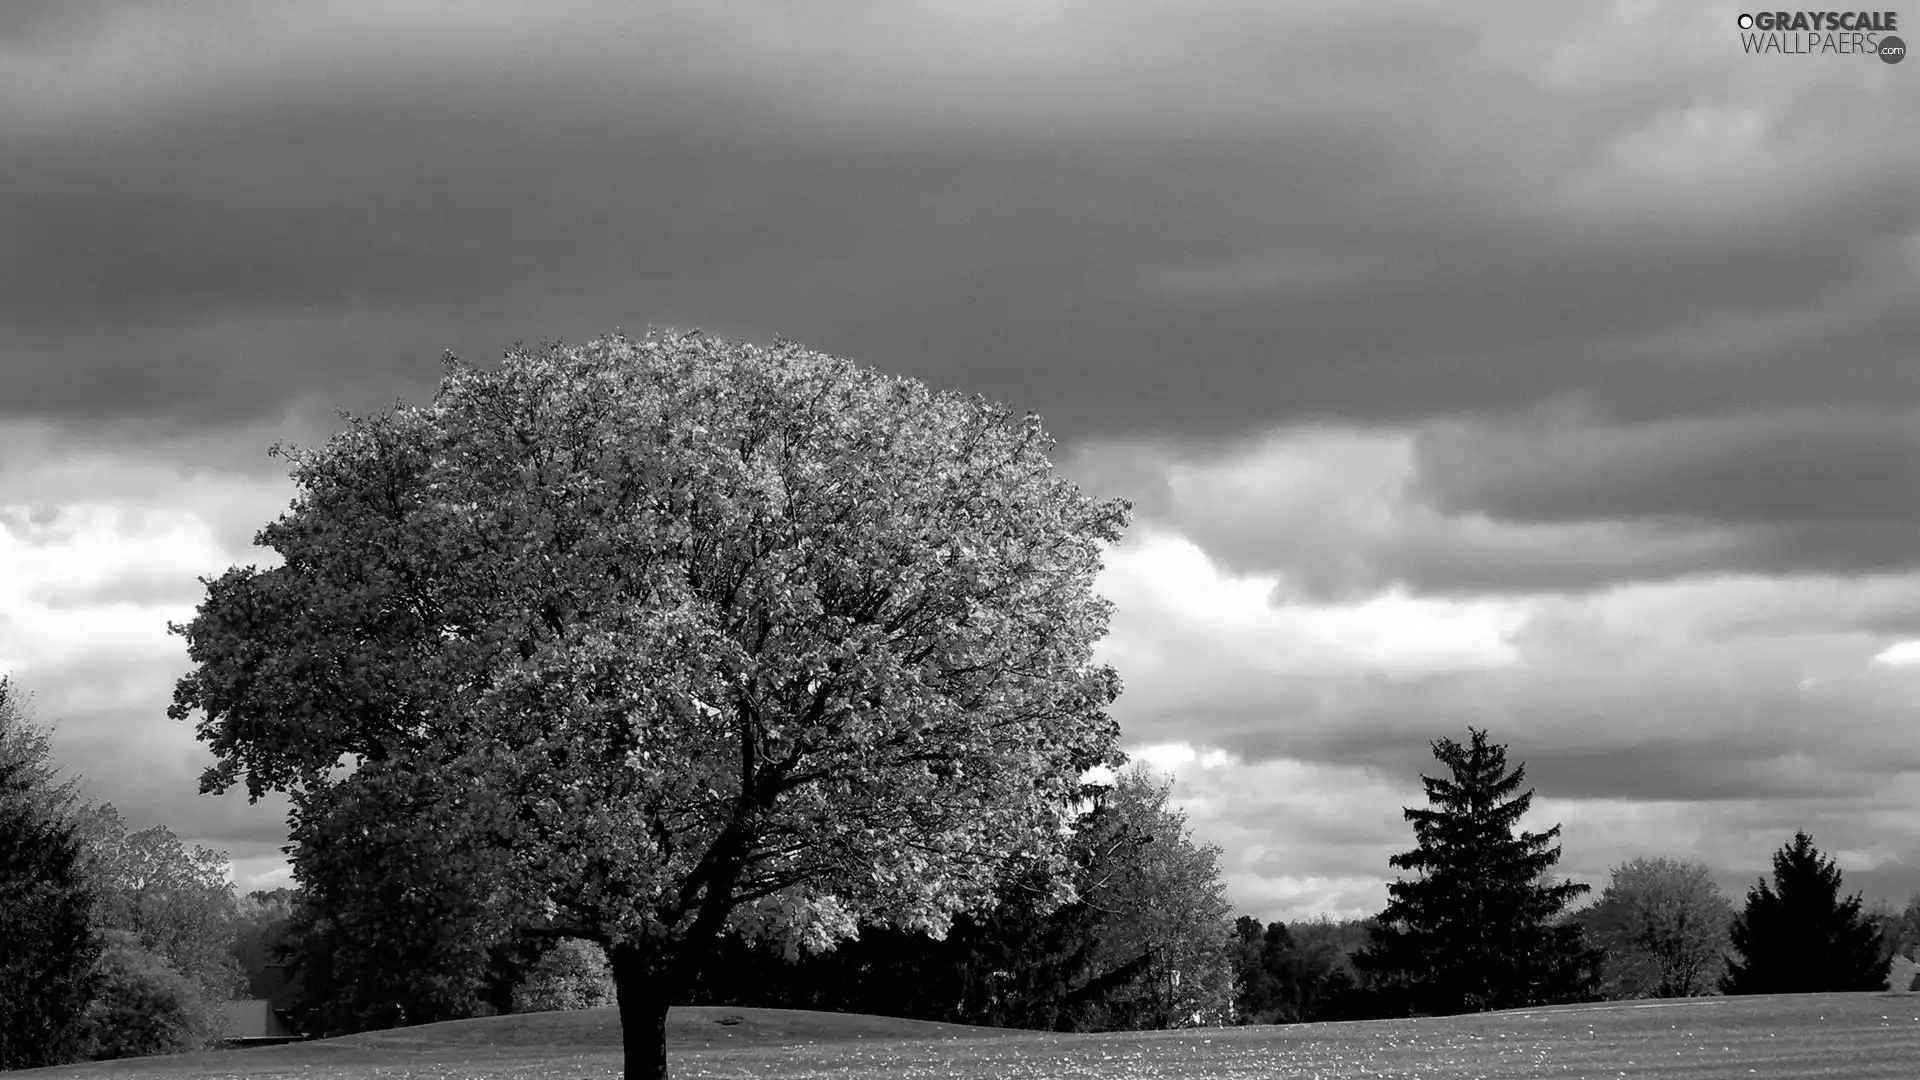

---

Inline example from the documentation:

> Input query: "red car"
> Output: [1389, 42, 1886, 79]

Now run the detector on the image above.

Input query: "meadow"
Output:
[16, 993, 1920, 1079]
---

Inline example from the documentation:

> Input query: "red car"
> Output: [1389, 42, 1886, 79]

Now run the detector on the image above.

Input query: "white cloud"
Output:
[0, 444, 295, 870]
[1128, 741, 1198, 775]
[0, 503, 233, 714]
[1834, 847, 1900, 873]
[1098, 526, 1526, 683]
[1115, 745, 1414, 921]
[1871, 640, 1920, 667]
[231, 852, 298, 896]
[1071, 424, 1920, 921]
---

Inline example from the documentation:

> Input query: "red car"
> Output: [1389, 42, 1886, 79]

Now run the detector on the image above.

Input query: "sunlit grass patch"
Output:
[16, 994, 1920, 1079]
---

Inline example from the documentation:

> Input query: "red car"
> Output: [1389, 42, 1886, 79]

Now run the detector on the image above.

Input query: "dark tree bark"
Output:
[610, 943, 675, 1080]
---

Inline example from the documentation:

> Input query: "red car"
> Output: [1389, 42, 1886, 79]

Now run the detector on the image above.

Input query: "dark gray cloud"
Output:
[1138, 671, 1920, 805]
[1401, 407, 1920, 588]
[1068, 403, 1920, 596]
[2, 2, 1915, 451]
[1419, 409, 1920, 529]
[1100, 536, 1920, 817]
[48, 699, 291, 850]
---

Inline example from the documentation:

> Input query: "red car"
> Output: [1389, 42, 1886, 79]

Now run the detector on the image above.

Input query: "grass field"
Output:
[16, 993, 1920, 1079]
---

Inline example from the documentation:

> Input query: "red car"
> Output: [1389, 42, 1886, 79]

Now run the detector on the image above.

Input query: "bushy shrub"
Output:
[84, 930, 223, 1059]
[512, 938, 615, 1013]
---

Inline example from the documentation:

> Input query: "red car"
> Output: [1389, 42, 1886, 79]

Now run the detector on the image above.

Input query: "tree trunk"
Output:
[610, 943, 674, 1080]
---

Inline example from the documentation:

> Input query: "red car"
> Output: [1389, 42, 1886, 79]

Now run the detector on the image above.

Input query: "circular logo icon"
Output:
[1880, 35, 1906, 63]
[1737, 13, 1754, 29]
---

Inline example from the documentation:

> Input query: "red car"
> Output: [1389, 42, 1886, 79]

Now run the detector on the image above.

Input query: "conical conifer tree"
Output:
[1, 679, 101, 1070]
[1353, 728, 1599, 1015]
[1721, 831, 1888, 994]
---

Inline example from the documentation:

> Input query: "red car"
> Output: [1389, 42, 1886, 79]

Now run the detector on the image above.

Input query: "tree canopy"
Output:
[1074, 765, 1234, 1029]
[1581, 856, 1733, 998]
[1866, 891, 1920, 972]
[169, 332, 1130, 1080]
[1229, 915, 1366, 1024]
[0, 676, 80, 819]
[683, 766, 1231, 1033]
[274, 822, 554, 1034]
[73, 806, 243, 1009]
[229, 888, 299, 1003]
[1229, 916, 1293, 1023]
[0, 679, 101, 1070]
[1352, 727, 1599, 1015]
[83, 930, 224, 1061]
[1721, 831, 1887, 995]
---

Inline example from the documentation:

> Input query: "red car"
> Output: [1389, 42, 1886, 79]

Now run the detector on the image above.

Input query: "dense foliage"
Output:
[229, 887, 299, 1002]
[275, 812, 552, 1034]
[1864, 891, 1920, 972]
[170, 331, 1129, 1080]
[1230, 917, 1295, 1023]
[1579, 856, 1734, 998]
[686, 767, 1233, 1032]
[1722, 831, 1888, 995]
[74, 806, 244, 1009]
[0, 678, 102, 1071]
[1076, 768, 1235, 1028]
[1229, 915, 1378, 1023]
[82, 930, 223, 1060]
[0, 756, 103, 1068]
[513, 939, 617, 1013]
[1352, 728, 1600, 1015]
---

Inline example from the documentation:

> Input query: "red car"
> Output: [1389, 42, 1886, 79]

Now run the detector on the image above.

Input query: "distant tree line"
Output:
[680, 765, 1236, 1031]
[1220, 730, 1904, 1025]
[9, 661, 1915, 1071]
[2, 678, 253, 1068]
[260, 724, 1915, 1039]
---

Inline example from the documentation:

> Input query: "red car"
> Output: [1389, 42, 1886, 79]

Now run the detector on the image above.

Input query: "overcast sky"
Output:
[2, 1, 1917, 923]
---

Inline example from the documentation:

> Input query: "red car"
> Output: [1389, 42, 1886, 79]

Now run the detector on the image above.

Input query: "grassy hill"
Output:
[15, 993, 1920, 1079]
[11, 1006, 1016, 1078]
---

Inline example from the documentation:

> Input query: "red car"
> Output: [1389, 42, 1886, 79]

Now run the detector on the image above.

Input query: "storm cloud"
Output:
[2, 0, 1916, 918]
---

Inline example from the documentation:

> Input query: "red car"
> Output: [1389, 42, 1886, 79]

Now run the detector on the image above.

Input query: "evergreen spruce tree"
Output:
[0, 682, 103, 1070]
[1721, 831, 1888, 994]
[1352, 728, 1599, 1015]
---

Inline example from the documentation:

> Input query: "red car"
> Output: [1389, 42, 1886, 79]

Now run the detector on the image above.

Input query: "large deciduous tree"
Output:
[1581, 856, 1734, 998]
[1721, 831, 1888, 995]
[169, 332, 1129, 1080]
[1352, 728, 1599, 1016]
